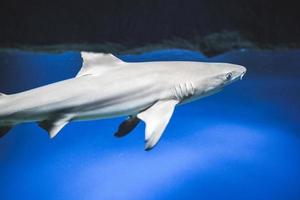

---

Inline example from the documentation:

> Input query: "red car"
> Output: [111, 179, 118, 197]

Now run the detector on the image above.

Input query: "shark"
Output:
[0, 52, 246, 150]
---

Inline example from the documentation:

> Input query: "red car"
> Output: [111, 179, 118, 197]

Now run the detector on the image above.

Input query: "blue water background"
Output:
[0, 49, 300, 199]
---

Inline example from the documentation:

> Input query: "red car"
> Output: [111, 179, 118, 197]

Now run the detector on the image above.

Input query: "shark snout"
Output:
[238, 66, 247, 80]
[231, 64, 246, 80]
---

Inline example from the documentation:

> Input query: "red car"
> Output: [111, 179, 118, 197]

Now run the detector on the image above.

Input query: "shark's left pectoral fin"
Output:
[138, 99, 179, 151]
[38, 115, 73, 138]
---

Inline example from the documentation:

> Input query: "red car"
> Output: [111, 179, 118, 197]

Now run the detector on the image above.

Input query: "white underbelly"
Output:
[1, 75, 169, 123]
[72, 94, 157, 121]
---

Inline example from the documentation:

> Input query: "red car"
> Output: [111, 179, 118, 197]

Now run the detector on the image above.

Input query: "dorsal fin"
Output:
[0, 93, 7, 102]
[77, 52, 124, 77]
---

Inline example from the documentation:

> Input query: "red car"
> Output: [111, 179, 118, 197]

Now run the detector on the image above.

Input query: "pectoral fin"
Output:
[138, 99, 179, 151]
[38, 115, 73, 138]
[114, 116, 140, 138]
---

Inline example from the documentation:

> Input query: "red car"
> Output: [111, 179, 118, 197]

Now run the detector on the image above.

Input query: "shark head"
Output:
[212, 63, 247, 86]
[178, 63, 246, 104]
[196, 62, 246, 96]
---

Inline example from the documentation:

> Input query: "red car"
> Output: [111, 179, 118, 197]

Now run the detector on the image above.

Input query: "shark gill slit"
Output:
[173, 82, 195, 101]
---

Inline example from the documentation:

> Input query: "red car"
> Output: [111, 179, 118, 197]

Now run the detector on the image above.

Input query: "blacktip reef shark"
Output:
[0, 52, 246, 150]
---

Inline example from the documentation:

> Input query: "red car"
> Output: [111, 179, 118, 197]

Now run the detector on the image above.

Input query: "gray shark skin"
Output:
[0, 52, 246, 150]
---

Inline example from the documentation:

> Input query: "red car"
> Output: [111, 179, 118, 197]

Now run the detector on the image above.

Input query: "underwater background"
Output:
[0, 49, 300, 199]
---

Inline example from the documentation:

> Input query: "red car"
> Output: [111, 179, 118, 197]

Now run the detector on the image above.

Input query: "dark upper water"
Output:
[0, 49, 299, 200]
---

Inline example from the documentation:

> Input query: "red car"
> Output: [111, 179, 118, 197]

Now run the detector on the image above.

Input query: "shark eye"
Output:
[225, 73, 232, 81]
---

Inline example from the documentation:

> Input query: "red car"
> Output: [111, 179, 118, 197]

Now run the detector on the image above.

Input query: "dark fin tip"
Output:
[0, 126, 12, 138]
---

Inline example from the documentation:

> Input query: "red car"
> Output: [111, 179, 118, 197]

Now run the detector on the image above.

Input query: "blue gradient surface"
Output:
[0, 49, 300, 200]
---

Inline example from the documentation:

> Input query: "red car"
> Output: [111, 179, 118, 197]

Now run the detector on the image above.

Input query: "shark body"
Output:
[0, 52, 246, 150]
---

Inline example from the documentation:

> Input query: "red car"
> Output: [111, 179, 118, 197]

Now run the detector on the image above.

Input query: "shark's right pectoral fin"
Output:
[114, 115, 140, 138]
[38, 115, 73, 139]
[137, 99, 179, 151]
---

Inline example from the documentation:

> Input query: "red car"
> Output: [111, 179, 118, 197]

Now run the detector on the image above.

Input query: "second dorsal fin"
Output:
[77, 52, 124, 77]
